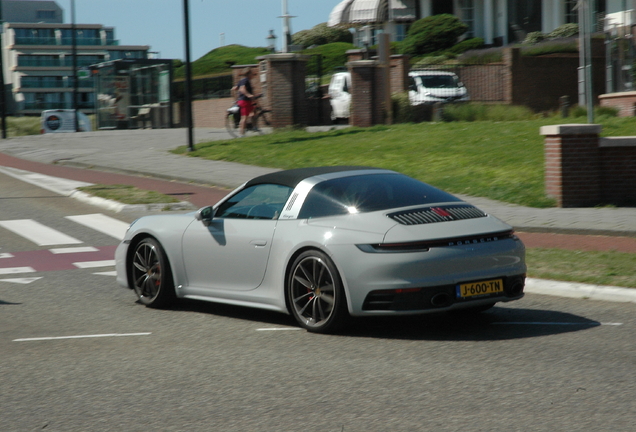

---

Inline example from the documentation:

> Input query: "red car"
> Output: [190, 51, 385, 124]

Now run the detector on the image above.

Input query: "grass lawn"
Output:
[527, 248, 636, 288]
[174, 115, 636, 208]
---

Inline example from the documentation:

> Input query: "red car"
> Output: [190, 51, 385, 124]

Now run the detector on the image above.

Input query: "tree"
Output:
[292, 23, 353, 48]
[400, 14, 468, 56]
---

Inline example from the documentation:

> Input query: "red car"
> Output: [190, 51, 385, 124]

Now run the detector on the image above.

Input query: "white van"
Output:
[328, 72, 352, 121]
[41, 109, 92, 133]
[408, 71, 469, 105]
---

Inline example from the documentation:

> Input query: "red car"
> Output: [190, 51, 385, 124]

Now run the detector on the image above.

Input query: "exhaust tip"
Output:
[431, 292, 452, 308]
[508, 281, 524, 296]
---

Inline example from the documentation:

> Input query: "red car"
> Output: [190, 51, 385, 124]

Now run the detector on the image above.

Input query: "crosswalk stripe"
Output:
[0, 219, 83, 246]
[0, 267, 36, 275]
[50, 246, 99, 254]
[65, 214, 129, 240]
[73, 260, 116, 269]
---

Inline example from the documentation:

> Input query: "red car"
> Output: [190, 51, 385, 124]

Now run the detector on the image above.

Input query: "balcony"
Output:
[23, 101, 94, 110]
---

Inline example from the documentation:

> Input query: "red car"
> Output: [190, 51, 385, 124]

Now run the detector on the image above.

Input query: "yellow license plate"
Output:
[457, 279, 503, 298]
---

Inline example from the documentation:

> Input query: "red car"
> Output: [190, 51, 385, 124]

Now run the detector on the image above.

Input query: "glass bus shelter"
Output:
[91, 59, 173, 129]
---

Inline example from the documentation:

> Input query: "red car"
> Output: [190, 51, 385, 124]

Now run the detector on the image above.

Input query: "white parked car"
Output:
[408, 71, 469, 105]
[328, 72, 352, 121]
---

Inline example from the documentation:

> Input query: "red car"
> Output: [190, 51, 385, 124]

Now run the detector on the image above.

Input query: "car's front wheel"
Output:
[287, 250, 348, 333]
[130, 237, 175, 308]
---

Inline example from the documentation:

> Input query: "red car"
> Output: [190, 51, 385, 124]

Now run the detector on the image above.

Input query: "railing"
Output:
[23, 101, 94, 110]
[18, 58, 105, 68]
[14, 36, 119, 46]
[21, 79, 95, 89]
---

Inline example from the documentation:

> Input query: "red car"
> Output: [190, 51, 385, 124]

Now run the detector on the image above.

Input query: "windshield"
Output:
[298, 173, 461, 219]
[417, 75, 459, 89]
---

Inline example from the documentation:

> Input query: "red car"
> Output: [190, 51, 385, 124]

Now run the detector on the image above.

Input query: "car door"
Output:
[181, 183, 292, 291]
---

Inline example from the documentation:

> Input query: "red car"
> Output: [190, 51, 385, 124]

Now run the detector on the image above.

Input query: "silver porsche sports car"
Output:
[116, 167, 526, 333]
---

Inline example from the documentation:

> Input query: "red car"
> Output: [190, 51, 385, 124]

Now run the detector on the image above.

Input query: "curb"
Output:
[69, 190, 196, 213]
[525, 278, 636, 304]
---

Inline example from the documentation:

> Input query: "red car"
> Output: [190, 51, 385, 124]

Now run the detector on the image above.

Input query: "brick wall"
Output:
[191, 98, 234, 128]
[599, 137, 636, 204]
[504, 41, 605, 112]
[541, 124, 636, 207]
[599, 91, 636, 116]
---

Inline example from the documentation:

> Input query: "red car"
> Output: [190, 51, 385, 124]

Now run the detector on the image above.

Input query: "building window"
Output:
[458, 0, 474, 38]
[395, 24, 408, 42]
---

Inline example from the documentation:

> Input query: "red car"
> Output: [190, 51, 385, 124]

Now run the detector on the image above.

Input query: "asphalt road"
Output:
[1, 173, 636, 432]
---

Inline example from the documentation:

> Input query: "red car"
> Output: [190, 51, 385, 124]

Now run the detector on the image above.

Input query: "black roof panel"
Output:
[245, 166, 381, 188]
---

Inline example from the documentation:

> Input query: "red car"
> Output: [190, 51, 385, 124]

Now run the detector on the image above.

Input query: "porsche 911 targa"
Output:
[116, 167, 526, 333]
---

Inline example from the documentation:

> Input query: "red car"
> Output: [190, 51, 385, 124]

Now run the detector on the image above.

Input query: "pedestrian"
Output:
[236, 67, 256, 137]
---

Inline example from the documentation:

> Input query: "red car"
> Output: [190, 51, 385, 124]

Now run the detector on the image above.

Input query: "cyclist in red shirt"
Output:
[236, 67, 256, 137]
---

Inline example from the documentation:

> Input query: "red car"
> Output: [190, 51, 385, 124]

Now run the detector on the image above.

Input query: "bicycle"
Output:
[225, 94, 272, 138]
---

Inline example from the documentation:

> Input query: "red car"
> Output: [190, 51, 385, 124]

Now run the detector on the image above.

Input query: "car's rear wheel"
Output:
[131, 237, 175, 308]
[287, 250, 348, 333]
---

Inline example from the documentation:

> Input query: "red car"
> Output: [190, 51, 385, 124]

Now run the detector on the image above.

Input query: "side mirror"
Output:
[195, 206, 214, 226]
[408, 84, 417, 92]
[458, 82, 465, 88]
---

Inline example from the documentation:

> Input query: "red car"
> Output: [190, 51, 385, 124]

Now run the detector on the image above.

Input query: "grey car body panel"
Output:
[116, 168, 526, 317]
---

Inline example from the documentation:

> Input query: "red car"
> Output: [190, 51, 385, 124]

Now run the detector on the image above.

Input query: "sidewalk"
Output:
[1, 127, 635, 303]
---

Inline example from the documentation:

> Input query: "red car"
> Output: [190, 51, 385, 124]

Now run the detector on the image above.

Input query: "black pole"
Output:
[183, 0, 194, 151]
[71, 0, 79, 131]
[0, 1, 7, 138]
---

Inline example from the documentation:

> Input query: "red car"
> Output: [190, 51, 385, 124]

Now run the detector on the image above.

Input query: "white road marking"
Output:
[0, 219, 82, 246]
[0, 166, 93, 196]
[93, 271, 117, 276]
[0, 267, 36, 275]
[65, 214, 129, 240]
[73, 260, 116, 269]
[49, 246, 99, 254]
[0, 277, 42, 284]
[13, 332, 152, 342]
[491, 322, 623, 326]
[0, 253, 15, 258]
[256, 327, 302, 331]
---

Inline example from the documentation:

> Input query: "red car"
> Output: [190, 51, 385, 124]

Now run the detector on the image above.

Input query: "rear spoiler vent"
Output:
[388, 205, 487, 225]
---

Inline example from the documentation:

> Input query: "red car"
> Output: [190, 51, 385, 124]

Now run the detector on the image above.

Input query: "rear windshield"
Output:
[298, 173, 461, 219]
[417, 75, 458, 89]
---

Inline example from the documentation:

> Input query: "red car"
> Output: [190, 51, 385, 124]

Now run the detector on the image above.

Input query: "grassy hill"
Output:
[173, 45, 271, 79]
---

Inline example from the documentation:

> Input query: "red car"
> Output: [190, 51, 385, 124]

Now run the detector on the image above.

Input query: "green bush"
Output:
[400, 14, 468, 56]
[301, 42, 355, 74]
[292, 23, 353, 48]
[391, 92, 431, 123]
[447, 37, 485, 55]
[523, 31, 547, 44]
[547, 23, 579, 39]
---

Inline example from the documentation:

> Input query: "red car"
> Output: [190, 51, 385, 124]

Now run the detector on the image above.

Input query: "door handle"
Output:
[250, 240, 268, 247]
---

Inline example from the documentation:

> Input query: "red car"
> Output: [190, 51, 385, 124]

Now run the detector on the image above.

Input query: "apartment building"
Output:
[1, 0, 149, 115]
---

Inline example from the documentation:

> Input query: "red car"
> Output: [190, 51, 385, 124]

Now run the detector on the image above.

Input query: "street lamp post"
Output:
[71, 0, 79, 131]
[183, 0, 194, 151]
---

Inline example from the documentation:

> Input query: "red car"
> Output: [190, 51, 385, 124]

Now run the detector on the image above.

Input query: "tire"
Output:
[287, 250, 348, 333]
[225, 111, 239, 138]
[256, 110, 271, 128]
[130, 237, 175, 308]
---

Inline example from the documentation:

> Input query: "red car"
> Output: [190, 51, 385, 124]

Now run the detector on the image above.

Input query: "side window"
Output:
[215, 184, 292, 220]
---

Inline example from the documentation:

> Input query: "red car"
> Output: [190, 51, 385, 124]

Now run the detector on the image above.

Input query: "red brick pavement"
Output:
[2, 151, 635, 254]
